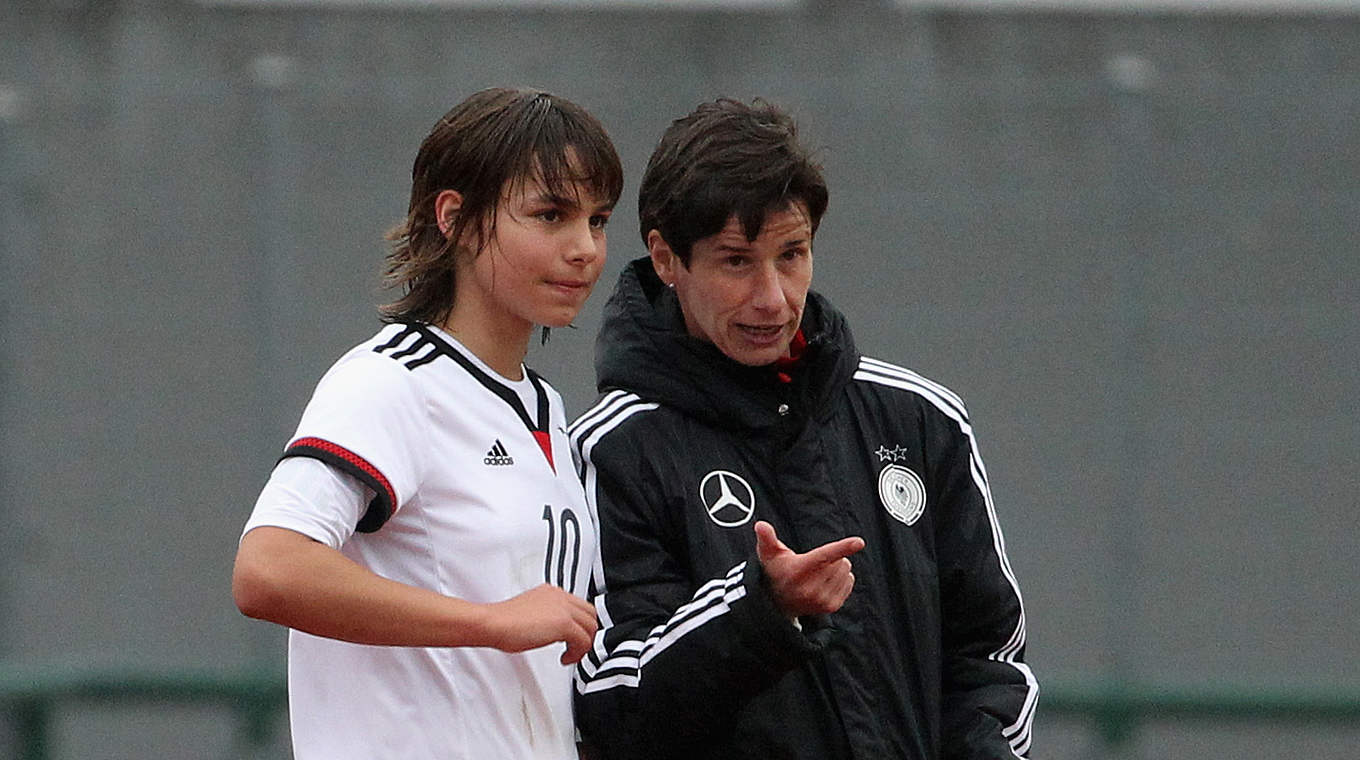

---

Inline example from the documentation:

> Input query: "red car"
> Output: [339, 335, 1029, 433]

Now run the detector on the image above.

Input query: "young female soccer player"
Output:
[232, 88, 622, 760]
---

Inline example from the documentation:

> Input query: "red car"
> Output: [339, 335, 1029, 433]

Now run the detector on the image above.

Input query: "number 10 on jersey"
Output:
[541, 505, 581, 590]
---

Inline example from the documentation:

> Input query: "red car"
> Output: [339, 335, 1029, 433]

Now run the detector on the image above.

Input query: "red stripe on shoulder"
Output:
[286, 437, 398, 513]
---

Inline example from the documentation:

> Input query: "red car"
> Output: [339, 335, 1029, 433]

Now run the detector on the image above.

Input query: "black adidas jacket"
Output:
[569, 258, 1036, 760]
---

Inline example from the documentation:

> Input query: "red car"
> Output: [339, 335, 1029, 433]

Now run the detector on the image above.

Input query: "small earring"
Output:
[667, 282, 676, 289]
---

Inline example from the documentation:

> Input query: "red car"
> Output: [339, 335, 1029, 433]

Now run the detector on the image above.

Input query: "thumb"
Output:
[754, 521, 785, 564]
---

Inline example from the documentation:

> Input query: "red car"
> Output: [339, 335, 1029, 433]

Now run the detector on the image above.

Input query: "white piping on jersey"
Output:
[854, 357, 1038, 758]
[569, 390, 660, 652]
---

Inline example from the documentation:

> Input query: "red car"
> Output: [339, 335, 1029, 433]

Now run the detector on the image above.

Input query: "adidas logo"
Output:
[484, 439, 514, 466]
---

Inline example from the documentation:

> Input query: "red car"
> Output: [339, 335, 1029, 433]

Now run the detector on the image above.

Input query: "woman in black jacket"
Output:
[569, 98, 1037, 760]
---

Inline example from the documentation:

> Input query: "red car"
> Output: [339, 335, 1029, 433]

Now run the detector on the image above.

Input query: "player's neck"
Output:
[438, 307, 530, 381]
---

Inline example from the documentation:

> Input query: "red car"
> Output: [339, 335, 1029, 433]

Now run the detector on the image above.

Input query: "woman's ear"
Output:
[434, 190, 463, 237]
[647, 229, 678, 287]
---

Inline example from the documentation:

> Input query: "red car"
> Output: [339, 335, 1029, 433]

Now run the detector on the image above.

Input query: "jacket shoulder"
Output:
[569, 389, 666, 466]
[849, 355, 972, 425]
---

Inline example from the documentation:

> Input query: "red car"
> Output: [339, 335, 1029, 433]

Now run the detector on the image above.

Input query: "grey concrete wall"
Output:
[1, 1, 1357, 757]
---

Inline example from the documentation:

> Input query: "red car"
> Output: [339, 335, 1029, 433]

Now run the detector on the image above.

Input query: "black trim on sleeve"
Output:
[279, 440, 395, 534]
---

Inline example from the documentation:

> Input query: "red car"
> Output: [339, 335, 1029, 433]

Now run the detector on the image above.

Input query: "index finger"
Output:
[799, 536, 865, 567]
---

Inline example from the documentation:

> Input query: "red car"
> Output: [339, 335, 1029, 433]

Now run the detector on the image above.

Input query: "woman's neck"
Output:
[438, 306, 532, 381]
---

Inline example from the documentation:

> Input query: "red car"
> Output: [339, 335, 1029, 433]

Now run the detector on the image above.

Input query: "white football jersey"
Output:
[243, 323, 595, 760]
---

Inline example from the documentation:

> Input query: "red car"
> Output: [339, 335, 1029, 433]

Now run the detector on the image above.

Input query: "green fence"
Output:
[0, 666, 285, 760]
[2, 667, 1358, 759]
[1042, 678, 1360, 750]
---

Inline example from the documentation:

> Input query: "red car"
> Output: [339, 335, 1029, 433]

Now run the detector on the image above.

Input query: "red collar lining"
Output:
[774, 329, 807, 384]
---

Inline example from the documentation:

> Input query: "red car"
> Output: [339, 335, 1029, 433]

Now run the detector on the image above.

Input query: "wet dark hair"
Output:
[381, 88, 623, 325]
[637, 97, 827, 266]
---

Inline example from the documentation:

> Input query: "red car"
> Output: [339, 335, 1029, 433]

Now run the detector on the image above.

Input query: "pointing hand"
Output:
[754, 521, 864, 620]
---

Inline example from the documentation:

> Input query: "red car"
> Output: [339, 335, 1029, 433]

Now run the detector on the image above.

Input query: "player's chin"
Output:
[536, 305, 587, 329]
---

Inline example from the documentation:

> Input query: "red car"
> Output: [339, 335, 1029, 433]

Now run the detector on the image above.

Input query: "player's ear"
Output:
[648, 229, 679, 287]
[434, 190, 463, 238]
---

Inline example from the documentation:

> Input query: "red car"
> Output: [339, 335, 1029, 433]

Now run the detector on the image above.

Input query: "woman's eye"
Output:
[538, 210, 561, 223]
[589, 214, 610, 229]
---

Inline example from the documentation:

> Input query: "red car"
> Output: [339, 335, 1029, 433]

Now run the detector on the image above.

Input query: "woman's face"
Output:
[651, 203, 813, 367]
[453, 172, 614, 334]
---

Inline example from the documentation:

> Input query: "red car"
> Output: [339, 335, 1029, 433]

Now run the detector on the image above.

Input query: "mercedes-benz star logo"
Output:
[699, 470, 756, 528]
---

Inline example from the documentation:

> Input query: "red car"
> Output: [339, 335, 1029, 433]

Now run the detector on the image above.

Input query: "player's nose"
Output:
[564, 218, 602, 265]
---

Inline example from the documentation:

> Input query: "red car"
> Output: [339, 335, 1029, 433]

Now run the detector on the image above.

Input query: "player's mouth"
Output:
[546, 279, 592, 295]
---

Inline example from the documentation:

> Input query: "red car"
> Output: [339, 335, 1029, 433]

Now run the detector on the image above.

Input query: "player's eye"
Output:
[536, 209, 562, 223]
[589, 213, 611, 229]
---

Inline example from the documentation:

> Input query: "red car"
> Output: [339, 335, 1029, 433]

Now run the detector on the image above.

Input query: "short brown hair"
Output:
[638, 98, 827, 266]
[381, 88, 623, 324]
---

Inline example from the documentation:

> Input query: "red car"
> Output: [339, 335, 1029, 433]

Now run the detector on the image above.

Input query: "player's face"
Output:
[651, 203, 813, 367]
[470, 173, 613, 331]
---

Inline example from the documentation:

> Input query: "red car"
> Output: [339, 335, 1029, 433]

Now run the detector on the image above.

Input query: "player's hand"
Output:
[754, 520, 864, 620]
[481, 584, 599, 665]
